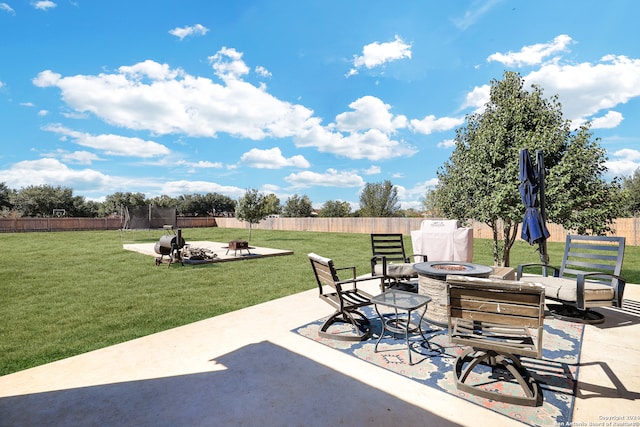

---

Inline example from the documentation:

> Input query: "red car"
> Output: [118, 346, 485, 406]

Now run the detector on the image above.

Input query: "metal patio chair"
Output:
[517, 234, 626, 324]
[370, 233, 427, 291]
[309, 253, 373, 341]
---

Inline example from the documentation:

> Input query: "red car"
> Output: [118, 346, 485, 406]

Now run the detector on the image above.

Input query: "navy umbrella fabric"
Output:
[519, 149, 550, 250]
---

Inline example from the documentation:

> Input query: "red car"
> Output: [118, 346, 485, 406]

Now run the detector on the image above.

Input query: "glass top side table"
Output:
[370, 289, 432, 365]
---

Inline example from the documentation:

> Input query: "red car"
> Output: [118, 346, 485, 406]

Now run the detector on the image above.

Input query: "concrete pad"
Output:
[0, 279, 639, 426]
[123, 240, 293, 264]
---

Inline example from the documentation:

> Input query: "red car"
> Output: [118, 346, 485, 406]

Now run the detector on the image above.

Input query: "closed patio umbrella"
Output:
[519, 149, 550, 264]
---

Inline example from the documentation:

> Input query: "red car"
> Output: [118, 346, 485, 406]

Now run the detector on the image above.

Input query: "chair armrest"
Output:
[576, 272, 627, 309]
[370, 255, 388, 276]
[516, 263, 559, 279]
[335, 265, 357, 281]
[408, 253, 428, 263]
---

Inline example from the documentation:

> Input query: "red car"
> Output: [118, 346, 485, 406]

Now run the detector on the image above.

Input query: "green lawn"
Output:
[1, 227, 639, 376]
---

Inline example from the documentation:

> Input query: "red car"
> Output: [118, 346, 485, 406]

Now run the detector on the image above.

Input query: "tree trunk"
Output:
[490, 221, 501, 266]
[501, 219, 519, 267]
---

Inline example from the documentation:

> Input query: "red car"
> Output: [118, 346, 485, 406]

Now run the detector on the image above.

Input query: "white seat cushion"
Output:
[373, 262, 416, 278]
[520, 276, 614, 302]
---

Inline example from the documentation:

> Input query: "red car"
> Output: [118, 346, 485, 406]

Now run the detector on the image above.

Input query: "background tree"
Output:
[235, 188, 267, 239]
[318, 200, 351, 217]
[262, 193, 281, 216]
[422, 189, 443, 218]
[282, 194, 313, 217]
[0, 183, 15, 217]
[11, 185, 92, 217]
[435, 71, 622, 266]
[99, 192, 147, 217]
[359, 180, 400, 217]
[622, 168, 640, 216]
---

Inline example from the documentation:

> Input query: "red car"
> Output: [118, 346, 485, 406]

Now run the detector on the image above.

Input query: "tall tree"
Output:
[318, 200, 351, 217]
[235, 189, 267, 239]
[99, 192, 147, 217]
[359, 180, 400, 217]
[262, 193, 281, 216]
[282, 194, 313, 217]
[435, 71, 622, 266]
[622, 168, 640, 216]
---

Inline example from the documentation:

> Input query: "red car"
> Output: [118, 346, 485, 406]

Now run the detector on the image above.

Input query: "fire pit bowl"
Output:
[413, 261, 493, 279]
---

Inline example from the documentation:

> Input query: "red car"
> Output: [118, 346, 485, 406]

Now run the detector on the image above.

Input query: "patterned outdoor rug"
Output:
[293, 306, 584, 427]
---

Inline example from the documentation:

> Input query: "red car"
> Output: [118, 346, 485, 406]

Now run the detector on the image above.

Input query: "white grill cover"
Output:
[411, 220, 473, 262]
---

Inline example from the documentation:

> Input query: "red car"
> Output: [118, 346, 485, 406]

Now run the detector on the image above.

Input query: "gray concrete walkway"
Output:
[1, 279, 639, 426]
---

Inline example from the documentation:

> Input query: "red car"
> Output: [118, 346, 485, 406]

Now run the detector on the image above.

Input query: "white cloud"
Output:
[1, 3, 15, 15]
[240, 147, 310, 169]
[34, 50, 317, 141]
[284, 169, 365, 189]
[451, 0, 503, 30]
[32, 1, 56, 11]
[0, 158, 110, 190]
[437, 139, 456, 148]
[169, 24, 209, 40]
[38, 109, 48, 116]
[591, 111, 623, 129]
[43, 124, 170, 158]
[487, 34, 572, 67]
[606, 148, 640, 177]
[61, 150, 102, 165]
[334, 96, 407, 134]
[348, 35, 411, 76]
[255, 66, 272, 78]
[363, 165, 381, 175]
[295, 123, 417, 161]
[176, 159, 223, 169]
[462, 84, 490, 111]
[524, 55, 640, 124]
[410, 115, 464, 135]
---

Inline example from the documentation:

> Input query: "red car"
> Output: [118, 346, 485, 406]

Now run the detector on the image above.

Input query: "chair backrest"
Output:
[559, 235, 625, 285]
[371, 233, 408, 263]
[309, 253, 340, 294]
[446, 275, 545, 358]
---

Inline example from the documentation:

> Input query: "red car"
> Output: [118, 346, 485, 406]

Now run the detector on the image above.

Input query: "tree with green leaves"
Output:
[11, 185, 93, 217]
[622, 168, 640, 216]
[318, 200, 351, 217]
[99, 192, 147, 217]
[435, 71, 622, 266]
[282, 194, 313, 217]
[359, 180, 400, 217]
[235, 188, 267, 239]
[262, 193, 281, 216]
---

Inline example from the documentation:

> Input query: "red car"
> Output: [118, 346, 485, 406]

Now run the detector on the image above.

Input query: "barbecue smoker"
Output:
[154, 229, 186, 267]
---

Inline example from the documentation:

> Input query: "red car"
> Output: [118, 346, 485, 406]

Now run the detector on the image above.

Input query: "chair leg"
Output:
[454, 348, 542, 407]
[547, 304, 605, 325]
[318, 309, 371, 342]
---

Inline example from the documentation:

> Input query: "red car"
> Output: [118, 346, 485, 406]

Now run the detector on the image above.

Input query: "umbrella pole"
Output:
[536, 150, 549, 270]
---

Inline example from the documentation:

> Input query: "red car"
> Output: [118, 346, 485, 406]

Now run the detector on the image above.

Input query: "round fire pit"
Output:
[413, 261, 493, 325]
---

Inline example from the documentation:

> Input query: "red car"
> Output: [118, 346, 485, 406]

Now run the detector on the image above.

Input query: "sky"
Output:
[1, 1, 639, 211]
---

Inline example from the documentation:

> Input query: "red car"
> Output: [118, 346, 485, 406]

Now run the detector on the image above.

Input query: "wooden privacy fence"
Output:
[214, 217, 640, 247]
[1, 216, 639, 246]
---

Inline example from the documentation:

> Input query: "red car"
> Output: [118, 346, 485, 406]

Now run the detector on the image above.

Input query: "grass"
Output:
[1, 227, 639, 376]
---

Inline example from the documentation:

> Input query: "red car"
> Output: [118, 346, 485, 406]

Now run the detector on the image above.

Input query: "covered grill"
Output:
[154, 229, 185, 267]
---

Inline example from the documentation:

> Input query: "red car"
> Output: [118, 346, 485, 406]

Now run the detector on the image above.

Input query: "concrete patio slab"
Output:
[0, 279, 638, 426]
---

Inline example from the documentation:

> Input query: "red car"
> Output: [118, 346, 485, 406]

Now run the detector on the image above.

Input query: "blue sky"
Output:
[1, 1, 639, 210]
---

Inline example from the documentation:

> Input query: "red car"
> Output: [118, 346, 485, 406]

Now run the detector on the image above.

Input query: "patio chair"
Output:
[446, 275, 545, 406]
[308, 253, 374, 341]
[370, 233, 427, 291]
[517, 235, 626, 324]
